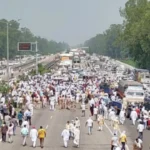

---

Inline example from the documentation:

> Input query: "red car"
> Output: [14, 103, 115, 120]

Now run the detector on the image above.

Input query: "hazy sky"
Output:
[0, 0, 127, 45]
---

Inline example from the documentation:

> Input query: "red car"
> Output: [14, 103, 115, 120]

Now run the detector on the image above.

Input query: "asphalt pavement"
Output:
[0, 56, 54, 81]
[0, 104, 140, 150]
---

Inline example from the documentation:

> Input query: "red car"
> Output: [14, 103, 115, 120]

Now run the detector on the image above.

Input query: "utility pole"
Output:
[6, 22, 9, 81]
[35, 41, 38, 74]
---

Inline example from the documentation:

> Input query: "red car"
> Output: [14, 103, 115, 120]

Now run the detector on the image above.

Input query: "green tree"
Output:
[84, 34, 106, 55]
[120, 0, 150, 68]
[84, 24, 124, 59]
[0, 19, 69, 59]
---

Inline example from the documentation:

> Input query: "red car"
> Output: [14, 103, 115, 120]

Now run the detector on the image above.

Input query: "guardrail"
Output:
[13, 59, 36, 70]
[45, 59, 59, 69]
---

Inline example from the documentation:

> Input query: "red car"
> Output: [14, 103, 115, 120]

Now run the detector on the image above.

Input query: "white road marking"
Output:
[104, 122, 130, 150]
[104, 123, 113, 135]
[46, 125, 49, 129]
[50, 116, 53, 119]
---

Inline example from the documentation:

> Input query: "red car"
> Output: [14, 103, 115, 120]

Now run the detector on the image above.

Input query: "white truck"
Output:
[117, 80, 145, 108]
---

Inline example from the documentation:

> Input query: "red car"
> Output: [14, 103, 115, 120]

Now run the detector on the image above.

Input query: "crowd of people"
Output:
[0, 61, 149, 150]
[61, 117, 80, 148]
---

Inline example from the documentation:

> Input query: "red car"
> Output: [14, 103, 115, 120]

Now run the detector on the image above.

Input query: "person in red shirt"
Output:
[135, 107, 140, 119]
[147, 117, 150, 130]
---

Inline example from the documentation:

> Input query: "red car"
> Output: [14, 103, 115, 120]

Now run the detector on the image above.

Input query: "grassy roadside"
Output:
[120, 59, 137, 68]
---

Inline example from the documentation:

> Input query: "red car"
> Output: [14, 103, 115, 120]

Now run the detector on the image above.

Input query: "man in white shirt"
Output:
[130, 109, 138, 125]
[85, 116, 93, 135]
[93, 106, 98, 121]
[137, 122, 144, 140]
[73, 126, 80, 148]
[30, 126, 38, 148]
[111, 133, 119, 150]
[0, 96, 5, 104]
[109, 109, 116, 126]
[61, 127, 70, 148]
[22, 119, 29, 129]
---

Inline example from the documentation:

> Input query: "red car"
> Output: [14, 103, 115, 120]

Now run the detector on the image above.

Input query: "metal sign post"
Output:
[35, 41, 38, 75]
[17, 42, 38, 74]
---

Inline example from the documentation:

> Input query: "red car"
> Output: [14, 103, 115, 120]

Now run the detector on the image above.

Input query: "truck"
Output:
[134, 69, 150, 83]
[117, 80, 145, 108]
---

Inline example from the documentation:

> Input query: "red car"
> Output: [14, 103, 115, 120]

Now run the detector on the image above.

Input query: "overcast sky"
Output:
[0, 0, 127, 45]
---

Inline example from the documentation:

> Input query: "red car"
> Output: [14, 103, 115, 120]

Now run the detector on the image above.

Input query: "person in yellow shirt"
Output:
[38, 126, 46, 148]
[113, 117, 119, 135]
[97, 115, 104, 131]
[119, 131, 127, 150]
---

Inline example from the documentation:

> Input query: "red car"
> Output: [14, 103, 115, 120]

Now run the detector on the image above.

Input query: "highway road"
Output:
[0, 55, 149, 150]
[0, 104, 137, 150]
[0, 56, 55, 81]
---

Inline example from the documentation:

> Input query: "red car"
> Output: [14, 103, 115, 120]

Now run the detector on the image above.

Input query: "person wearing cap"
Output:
[38, 126, 46, 148]
[61, 126, 70, 148]
[30, 126, 38, 148]
[73, 126, 80, 148]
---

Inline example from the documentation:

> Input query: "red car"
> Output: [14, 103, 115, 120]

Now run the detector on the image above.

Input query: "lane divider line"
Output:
[104, 122, 130, 150]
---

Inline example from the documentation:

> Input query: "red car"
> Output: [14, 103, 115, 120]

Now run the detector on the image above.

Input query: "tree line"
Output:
[0, 19, 69, 59]
[84, 0, 150, 69]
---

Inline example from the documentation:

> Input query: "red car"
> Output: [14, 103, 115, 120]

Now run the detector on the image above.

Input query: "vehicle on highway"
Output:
[117, 80, 145, 108]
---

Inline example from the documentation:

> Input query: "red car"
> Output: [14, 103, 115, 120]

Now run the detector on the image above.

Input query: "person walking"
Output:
[93, 106, 98, 121]
[137, 122, 144, 140]
[61, 126, 70, 148]
[119, 131, 127, 150]
[21, 125, 29, 146]
[81, 102, 86, 117]
[97, 115, 104, 131]
[17, 111, 23, 127]
[111, 133, 119, 150]
[22, 119, 29, 130]
[11, 116, 18, 135]
[85, 116, 93, 135]
[119, 109, 125, 125]
[38, 126, 46, 148]
[1, 122, 8, 142]
[133, 138, 143, 150]
[89, 98, 94, 116]
[50, 96, 55, 111]
[30, 126, 38, 148]
[24, 109, 32, 126]
[130, 108, 138, 125]
[7, 123, 14, 143]
[73, 126, 80, 148]
[113, 117, 120, 136]
[75, 117, 80, 129]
